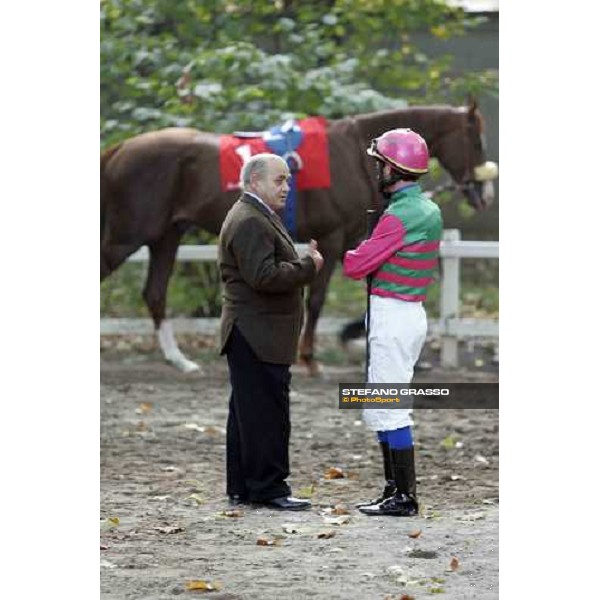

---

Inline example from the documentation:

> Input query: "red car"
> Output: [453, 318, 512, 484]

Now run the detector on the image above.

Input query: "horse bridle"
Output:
[427, 110, 485, 197]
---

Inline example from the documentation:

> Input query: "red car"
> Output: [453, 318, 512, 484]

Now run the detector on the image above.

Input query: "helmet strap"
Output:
[377, 161, 409, 197]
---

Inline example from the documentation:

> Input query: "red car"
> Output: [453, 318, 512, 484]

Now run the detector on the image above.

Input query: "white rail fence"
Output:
[101, 229, 498, 368]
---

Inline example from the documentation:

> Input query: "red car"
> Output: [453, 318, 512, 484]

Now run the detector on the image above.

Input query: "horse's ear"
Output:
[467, 94, 478, 115]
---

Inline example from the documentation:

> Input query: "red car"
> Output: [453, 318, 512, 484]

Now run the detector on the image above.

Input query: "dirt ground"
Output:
[100, 339, 498, 600]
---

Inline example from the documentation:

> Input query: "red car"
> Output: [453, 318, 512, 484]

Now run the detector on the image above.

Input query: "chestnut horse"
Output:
[101, 100, 497, 374]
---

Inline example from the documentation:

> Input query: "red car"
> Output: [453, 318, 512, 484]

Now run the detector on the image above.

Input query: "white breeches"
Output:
[363, 295, 427, 432]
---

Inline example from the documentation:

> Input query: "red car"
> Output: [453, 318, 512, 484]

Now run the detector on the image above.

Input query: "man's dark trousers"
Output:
[225, 325, 292, 502]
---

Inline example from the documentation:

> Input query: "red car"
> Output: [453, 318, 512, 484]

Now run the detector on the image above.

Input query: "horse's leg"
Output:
[299, 228, 344, 377]
[143, 227, 200, 374]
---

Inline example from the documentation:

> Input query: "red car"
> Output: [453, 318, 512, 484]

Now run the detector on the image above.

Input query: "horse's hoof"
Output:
[299, 355, 322, 378]
[181, 361, 201, 374]
[308, 363, 322, 378]
[306, 360, 322, 378]
[168, 357, 201, 374]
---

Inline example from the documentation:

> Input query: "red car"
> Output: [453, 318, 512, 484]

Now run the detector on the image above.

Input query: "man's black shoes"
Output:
[227, 495, 311, 510]
[255, 496, 311, 511]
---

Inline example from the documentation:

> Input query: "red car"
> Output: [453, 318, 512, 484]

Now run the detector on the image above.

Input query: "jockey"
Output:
[343, 128, 443, 516]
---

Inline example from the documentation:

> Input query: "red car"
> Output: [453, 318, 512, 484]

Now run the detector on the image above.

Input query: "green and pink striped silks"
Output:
[343, 184, 442, 301]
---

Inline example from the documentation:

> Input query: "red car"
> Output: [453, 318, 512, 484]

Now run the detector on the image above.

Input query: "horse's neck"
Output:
[352, 107, 462, 144]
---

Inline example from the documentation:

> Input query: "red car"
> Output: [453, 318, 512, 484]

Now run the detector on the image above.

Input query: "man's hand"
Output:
[308, 239, 324, 273]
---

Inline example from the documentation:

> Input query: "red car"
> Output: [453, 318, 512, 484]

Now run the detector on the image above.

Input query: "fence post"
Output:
[440, 229, 460, 368]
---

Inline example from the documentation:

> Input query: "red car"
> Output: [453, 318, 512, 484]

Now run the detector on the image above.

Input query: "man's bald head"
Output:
[240, 153, 291, 211]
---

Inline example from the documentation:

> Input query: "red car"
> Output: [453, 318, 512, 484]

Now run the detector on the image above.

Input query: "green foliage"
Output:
[100, 0, 498, 148]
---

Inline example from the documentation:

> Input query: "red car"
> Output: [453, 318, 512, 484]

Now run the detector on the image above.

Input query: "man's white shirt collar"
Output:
[245, 191, 275, 215]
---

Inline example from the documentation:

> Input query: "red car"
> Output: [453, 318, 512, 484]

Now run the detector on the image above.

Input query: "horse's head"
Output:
[430, 98, 498, 210]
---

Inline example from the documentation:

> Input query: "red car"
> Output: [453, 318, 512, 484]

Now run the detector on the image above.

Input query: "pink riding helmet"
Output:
[367, 128, 429, 175]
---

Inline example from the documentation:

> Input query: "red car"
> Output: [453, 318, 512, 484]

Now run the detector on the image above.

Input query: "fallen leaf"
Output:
[184, 479, 203, 490]
[430, 587, 445, 594]
[100, 558, 117, 569]
[408, 529, 422, 539]
[256, 537, 281, 546]
[135, 402, 153, 415]
[331, 505, 350, 515]
[322, 505, 350, 516]
[100, 517, 120, 530]
[322, 515, 351, 526]
[183, 423, 205, 432]
[441, 435, 457, 450]
[459, 512, 486, 522]
[386, 566, 404, 576]
[155, 525, 184, 534]
[400, 595, 416, 600]
[296, 484, 315, 498]
[282, 523, 309, 534]
[204, 426, 222, 436]
[423, 510, 441, 519]
[187, 494, 205, 505]
[324, 467, 345, 479]
[185, 580, 222, 592]
[317, 530, 336, 539]
[449, 556, 460, 571]
[385, 565, 408, 584]
[220, 510, 243, 518]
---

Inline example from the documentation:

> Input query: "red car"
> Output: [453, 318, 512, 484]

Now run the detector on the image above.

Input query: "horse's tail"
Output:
[100, 142, 122, 241]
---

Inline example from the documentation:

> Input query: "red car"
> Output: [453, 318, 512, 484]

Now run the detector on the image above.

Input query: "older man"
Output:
[218, 153, 323, 510]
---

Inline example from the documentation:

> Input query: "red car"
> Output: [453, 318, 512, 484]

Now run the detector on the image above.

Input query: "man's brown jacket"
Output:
[218, 194, 317, 364]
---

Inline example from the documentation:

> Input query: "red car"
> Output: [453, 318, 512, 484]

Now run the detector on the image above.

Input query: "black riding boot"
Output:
[359, 447, 419, 516]
[355, 441, 396, 508]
